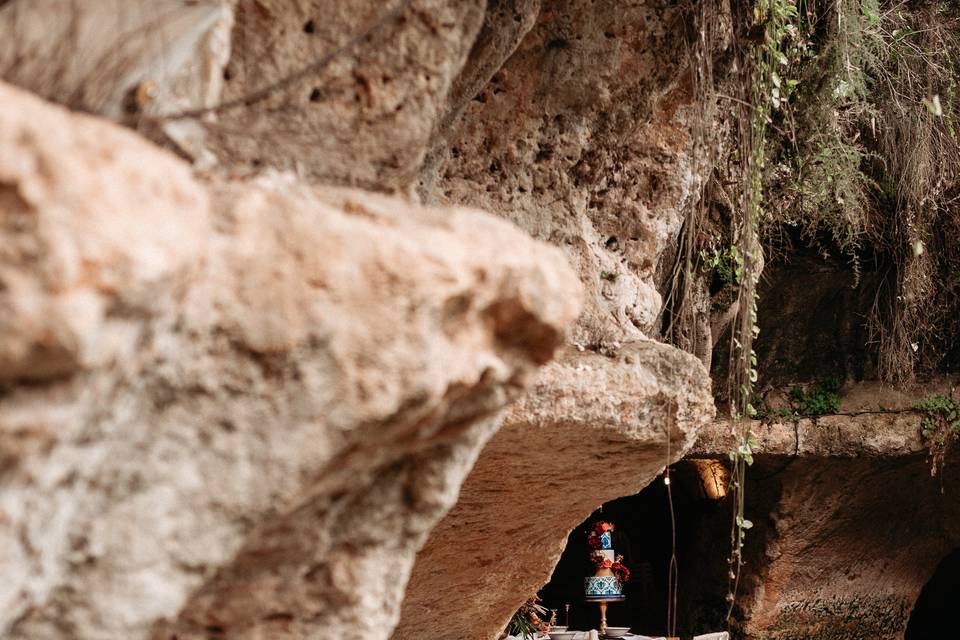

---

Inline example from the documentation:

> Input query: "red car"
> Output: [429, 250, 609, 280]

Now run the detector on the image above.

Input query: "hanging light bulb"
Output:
[663, 475, 671, 486]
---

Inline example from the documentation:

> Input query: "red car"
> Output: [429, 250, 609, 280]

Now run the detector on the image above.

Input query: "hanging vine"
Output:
[724, 0, 804, 621]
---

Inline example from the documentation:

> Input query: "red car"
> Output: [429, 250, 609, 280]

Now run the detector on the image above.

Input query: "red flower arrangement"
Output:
[506, 596, 551, 638]
[586, 520, 614, 549]
[585, 521, 630, 585]
[590, 553, 630, 582]
[611, 560, 631, 584]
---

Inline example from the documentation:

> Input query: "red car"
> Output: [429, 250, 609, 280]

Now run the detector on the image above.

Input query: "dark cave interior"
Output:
[537, 461, 733, 637]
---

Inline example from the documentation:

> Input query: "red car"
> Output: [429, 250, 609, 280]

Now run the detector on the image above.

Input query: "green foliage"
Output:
[788, 378, 842, 415]
[506, 597, 549, 639]
[725, 0, 801, 620]
[914, 394, 960, 436]
[762, 0, 881, 260]
[700, 245, 743, 285]
[758, 0, 960, 382]
[913, 393, 960, 480]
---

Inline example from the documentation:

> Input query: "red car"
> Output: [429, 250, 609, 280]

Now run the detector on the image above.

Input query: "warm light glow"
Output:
[663, 475, 671, 486]
[690, 458, 729, 499]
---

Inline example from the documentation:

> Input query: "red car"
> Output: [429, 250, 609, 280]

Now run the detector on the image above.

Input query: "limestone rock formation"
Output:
[734, 457, 960, 640]
[688, 380, 960, 639]
[395, 2, 718, 635]
[395, 342, 714, 640]
[420, 0, 704, 349]
[0, 82, 582, 639]
[1, 0, 724, 638]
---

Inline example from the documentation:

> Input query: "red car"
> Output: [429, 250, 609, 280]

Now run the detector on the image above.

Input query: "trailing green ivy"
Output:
[725, 0, 804, 621]
[914, 393, 960, 480]
[700, 245, 744, 286]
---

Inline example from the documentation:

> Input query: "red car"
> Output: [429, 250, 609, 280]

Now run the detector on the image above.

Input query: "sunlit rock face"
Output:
[397, 1, 720, 636]
[420, 0, 706, 350]
[394, 342, 714, 640]
[1, 1, 722, 638]
[0, 81, 581, 639]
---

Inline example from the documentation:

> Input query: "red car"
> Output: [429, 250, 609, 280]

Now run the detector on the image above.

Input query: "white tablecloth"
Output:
[505, 634, 664, 640]
[506, 632, 727, 640]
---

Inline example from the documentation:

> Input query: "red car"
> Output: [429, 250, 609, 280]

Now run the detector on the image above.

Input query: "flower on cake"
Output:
[587, 520, 615, 549]
[611, 560, 631, 584]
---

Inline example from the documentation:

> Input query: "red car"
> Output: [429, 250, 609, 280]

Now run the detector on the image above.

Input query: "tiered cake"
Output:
[584, 521, 629, 601]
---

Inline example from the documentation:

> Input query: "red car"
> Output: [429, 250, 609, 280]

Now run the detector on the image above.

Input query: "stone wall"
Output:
[692, 381, 960, 640]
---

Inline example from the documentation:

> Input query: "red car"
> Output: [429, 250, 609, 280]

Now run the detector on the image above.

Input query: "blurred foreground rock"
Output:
[0, 81, 582, 639]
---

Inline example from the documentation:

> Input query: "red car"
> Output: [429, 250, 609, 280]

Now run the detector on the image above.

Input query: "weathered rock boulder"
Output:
[0, 81, 582, 639]
[395, 342, 714, 640]
[420, 0, 704, 349]
[689, 380, 960, 640]
[2, 1, 723, 637]
[394, 2, 718, 636]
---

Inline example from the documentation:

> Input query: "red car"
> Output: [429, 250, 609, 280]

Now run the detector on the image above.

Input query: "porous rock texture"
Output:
[396, 1, 719, 636]
[1, 0, 723, 638]
[0, 81, 582, 639]
[689, 380, 960, 640]
[732, 457, 960, 640]
[419, 0, 704, 349]
[206, 0, 489, 190]
[394, 342, 715, 640]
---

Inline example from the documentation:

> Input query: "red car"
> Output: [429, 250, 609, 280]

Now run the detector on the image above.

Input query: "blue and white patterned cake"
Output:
[599, 531, 612, 549]
[584, 575, 625, 600]
[585, 522, 626, 601]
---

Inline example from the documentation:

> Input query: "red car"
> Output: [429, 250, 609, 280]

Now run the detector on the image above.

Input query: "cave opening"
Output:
[537, 461, 732, 637]
[904, 547, 960, 640]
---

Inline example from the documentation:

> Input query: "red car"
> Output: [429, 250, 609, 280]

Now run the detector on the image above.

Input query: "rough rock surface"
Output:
[392, 3, 717, 637]
[0, 82, 582, 639]
[1, 1, 724, 637]
[205, 0, 487, 190]
[734, 457, 960, 640]
[694, 413, 927, 459]
[687, 380, 960, 640]
[694, 378, 960, 458]
[394, 342, 714, 640]
[420, 0, 705, 349]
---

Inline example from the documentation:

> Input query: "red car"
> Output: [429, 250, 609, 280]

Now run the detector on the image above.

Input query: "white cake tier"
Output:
[593, 549, 615, 562]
